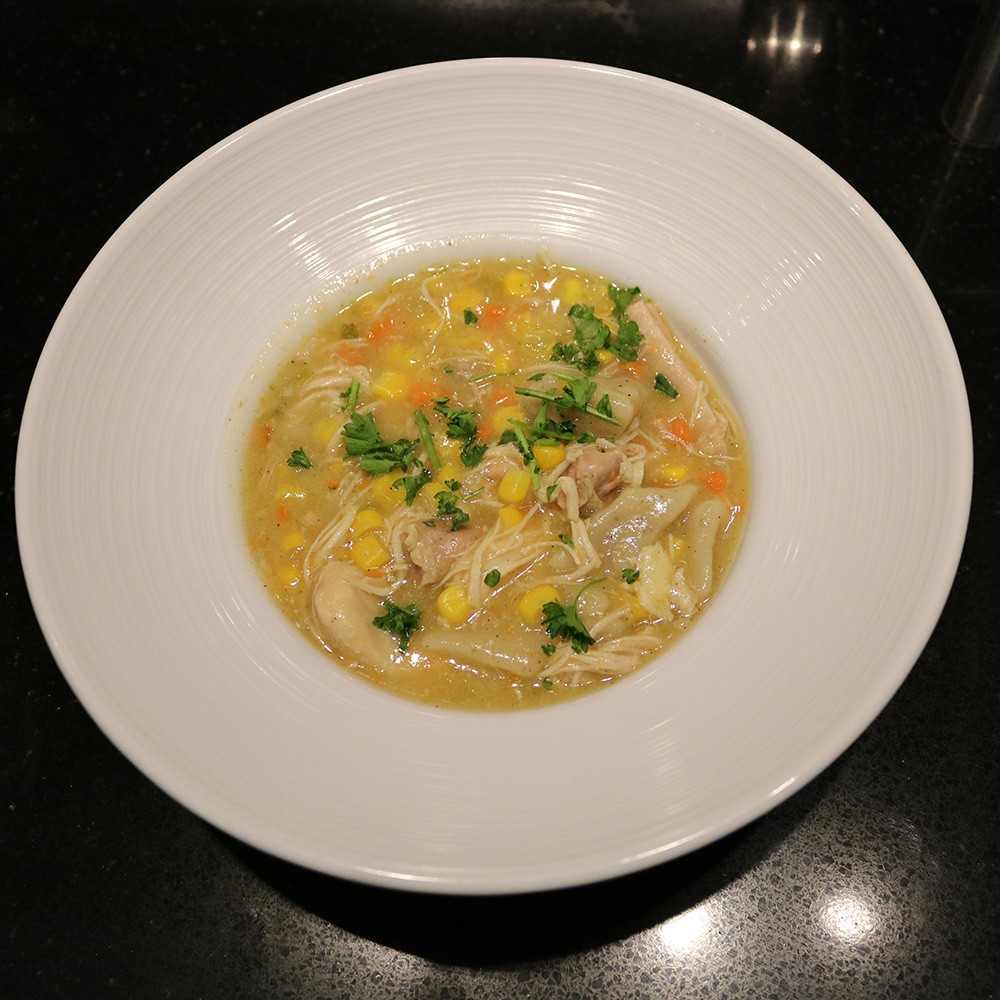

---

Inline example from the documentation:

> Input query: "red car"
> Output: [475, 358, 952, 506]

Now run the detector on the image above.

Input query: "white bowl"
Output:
[16, 59, 971, 894]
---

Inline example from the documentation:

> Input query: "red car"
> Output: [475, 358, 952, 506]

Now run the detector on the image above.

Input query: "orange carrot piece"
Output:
[487, 384, 515, 407]
[366, 315, 396, 344]
[337, 342, 367, 366]
[669, 418, 692, 443]
[255, 421, 272, 447]
[704, 470, 728, 492]
[275, 502, 291, 523]
[480, 303, 508, 328]
[409, 381, 442, 408]
[622, 361, 646, 378]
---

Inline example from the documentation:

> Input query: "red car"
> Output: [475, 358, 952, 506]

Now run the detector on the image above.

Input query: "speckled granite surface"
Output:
[3, 2, 998, 997]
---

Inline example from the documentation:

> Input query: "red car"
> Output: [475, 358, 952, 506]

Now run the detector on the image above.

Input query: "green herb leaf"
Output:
[414, 410, 442, 470]
[342, 412, 417, 475]
[444, 478, 461, 492]
[622, 567, 640, 584]
[545, 484, 559, 500]
[460, 439, 488, 468]
[527, 372, 547, 382]
[541, 676, 555, 689]
[339, 378, 361, 413]
[435, 490, 470, 531]
[463, 308, 478, 325]
[392, 467, 431, 506]
[568, 303, 613, 353]
[558, 533, 574, 547]
[653, 372, 680, 398]
[372, 599, 422, 652]
[287, 447, 312, 469]
[541, 580, 602, 654]
[433, 398, 479, 441]
[541, 645, 556, 658]
[484, 569, 501, 587]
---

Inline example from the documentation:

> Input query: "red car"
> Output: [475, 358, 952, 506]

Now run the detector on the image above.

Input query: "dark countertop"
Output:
[3, 2, 998, 997]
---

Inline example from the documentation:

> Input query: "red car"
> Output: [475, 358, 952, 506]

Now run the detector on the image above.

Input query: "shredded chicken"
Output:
[627, 299, 730, 455]
[311, 561, 393, 661]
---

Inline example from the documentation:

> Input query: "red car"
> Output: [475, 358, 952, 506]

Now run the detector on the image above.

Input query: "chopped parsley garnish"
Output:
[541, 677, 555, 690]
[527, 371, 547, 382]
[339, 378, 361, 413]
[287, 447, 312, 469]
[434, 489, 469, 531]
[341, 412, 417, 475]
[444, 478, 461, 492]
[558, 533, 574, 547]
[550, 284, 644, 373]
[541, 645, 556, 657]
[545, 484, 559, 501]
[433, 397, 487, 468]
[414, 410, 441, 470]
[463, 308, 478, 324]
[340, 322, 359, 340]
[372, 599, 422, 652]
[622, 567, 640, 584]
[392, 467, 431, 506]
[484, 569, 501, 587]
[653, 372, 679, 399]
[541, 580, 602, 654]
[515, 374, 619, 426]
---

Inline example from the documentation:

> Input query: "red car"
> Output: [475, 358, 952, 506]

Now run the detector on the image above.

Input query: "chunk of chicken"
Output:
[311, 561, 395, 662]
[401, 522, 479, 587]
[556, 442, 627, 511]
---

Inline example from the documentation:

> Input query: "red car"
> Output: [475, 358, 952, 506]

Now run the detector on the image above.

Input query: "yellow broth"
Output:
[242, 257, 749, 710]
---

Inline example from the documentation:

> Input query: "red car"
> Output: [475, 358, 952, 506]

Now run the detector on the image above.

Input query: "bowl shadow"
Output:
[218, 761, 837, 967]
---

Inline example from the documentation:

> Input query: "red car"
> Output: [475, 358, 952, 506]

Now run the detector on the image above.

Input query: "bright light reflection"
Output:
[658, 904, 712, 954]
[821, 891, 876, 942]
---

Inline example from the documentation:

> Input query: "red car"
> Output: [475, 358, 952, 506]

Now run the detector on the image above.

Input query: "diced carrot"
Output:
[275, 502, 291, 523]
[366, 315, 396, 344]
[476, 416, 493, 442]
[487, 383, 515, 407]
[704, 470, 728, 492]
[409, 380, 442, 408]
[337, 342, 367, 366]
[255, 421, 272, 447]
[669, 418, 692, 443]
[480, 303, 508, 328]
[622, 361, 646, 378]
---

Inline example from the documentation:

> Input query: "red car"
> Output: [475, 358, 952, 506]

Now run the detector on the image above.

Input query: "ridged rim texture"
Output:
[16, 59, 972, 893]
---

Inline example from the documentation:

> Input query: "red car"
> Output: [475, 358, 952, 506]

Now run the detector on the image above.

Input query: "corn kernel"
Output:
[438, 462, 464, 484]
[276, 564, 299, 587]
[351, 507, 384, 536]
[312, 418, 341, 447]
[646, 460, 688, 486]
[503, 267, 537, 297]
[372, 370, 409, 400]
[450, 287, 484, 313]
[497, 506, 524, 530]
[437, 584, 471, 625]
[383, 342, 414, 366]
[492, 404, 524, 435]
[436, 439, 460, 463]
[351, 533, 391, 570]
[560, 277, 584, 303]
[498, 468, 532, 504]
[533, 443, 566, 471]
[595, 348, 616, 365]
[281, 530, 305, 551]
[518, 585, 561, 627]
[371, 473, 404, 512]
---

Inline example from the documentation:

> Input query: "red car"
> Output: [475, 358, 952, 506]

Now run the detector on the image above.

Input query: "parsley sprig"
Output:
[550, 284, 644, 374]
[541, 579, 603, 654]
[372, 599, 422, 653]
[432, 398, 488, 468]
[434, 489, 470, 531]
[341, 412, 418, 475]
